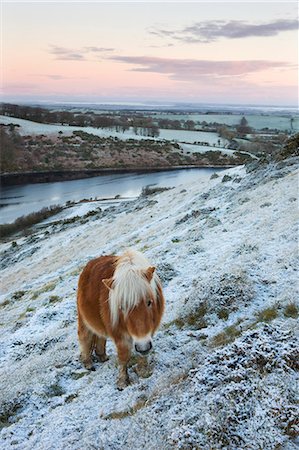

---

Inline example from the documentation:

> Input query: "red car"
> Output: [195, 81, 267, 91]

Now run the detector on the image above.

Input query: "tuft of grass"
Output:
[61, 216, 80, 225]
[65, 394, 78, 404]
[104, 398, 148, 420]
[222, 174, 233, 183]
[165, 302, 208, 330]
[31, 281, 56, 300]
[0, 299, 10, 308]
[140, 185, 171, 197]
[12, 291, 26, 301]
[256, 307, 278, 322]
[186, 316, 207, 330]
[17, 306, 35, 321]
[71, 372, 89, 380]
[68, 266, 84, 277]
[163, 318, 185, 329]
[48, 295, 62, 304]
[283, 302, 298, 319]
[140, 245, 149, 252]
[211, 324, 242, 347]
[217, 308, 229, 320]
[0, 401, 22, 429]
[46, 383, 65, 398]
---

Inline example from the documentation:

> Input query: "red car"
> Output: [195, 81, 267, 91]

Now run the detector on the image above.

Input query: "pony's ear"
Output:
[144, 266, 156, 282]
[102, 278, 113, 290]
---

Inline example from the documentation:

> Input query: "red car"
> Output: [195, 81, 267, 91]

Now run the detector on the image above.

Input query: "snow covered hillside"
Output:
[0, 154, 298, 449]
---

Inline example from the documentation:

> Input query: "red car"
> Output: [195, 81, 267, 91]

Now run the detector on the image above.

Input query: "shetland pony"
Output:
[77, 249, 165, 390]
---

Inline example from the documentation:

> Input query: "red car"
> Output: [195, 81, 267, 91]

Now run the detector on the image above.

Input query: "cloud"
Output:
[110, 55, 288, 81]
[37, 74, 87, 80]
[49, 46, 86, 60]
[84, 46, 115, 53]
[150, 19, 298, 43]
[48, 45, 114, 60]
[46, 75, 70, 80]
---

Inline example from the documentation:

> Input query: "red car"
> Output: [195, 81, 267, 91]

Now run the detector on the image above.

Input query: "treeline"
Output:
[156, 118, 197, 130]
[0, 103, 160, 137]
[0, 102, 260, 140]
[1, 103, 229, 135]
[1, 103, 201, 134]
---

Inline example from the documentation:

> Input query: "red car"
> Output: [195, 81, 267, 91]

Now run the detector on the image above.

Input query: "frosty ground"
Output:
[0, 115, 226, 147]
[0, 155, 298, 449]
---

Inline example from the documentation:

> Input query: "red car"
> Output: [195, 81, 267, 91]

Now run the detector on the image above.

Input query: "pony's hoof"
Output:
[117, 377, 130, 390]
[82, 359, 95, 371]
[96, 353, 109, 363]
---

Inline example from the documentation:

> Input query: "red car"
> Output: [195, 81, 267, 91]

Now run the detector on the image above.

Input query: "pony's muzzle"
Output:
[134, 340, 153, 355]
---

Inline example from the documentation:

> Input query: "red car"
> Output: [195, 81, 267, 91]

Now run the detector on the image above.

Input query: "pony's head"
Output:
[103, 249, 163, 355]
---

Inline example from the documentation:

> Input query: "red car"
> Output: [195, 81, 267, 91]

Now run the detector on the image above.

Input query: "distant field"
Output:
[0, 115, 226, 145]
[150, 113, 298, 131]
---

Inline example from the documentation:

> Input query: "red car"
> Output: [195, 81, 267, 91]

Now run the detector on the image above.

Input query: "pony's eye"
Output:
[147, 300, 152, 307]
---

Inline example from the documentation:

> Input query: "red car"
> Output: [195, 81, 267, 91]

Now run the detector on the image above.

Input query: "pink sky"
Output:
[1, 1, 298, 106]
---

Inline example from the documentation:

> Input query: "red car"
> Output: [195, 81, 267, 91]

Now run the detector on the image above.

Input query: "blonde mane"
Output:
[108, 249, 158, 327]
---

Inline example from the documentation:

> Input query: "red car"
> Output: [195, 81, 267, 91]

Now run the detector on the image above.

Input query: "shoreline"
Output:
[0, 165, 231, 186]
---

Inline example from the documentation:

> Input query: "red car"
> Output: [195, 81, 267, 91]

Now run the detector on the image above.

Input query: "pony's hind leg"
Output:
[95, 336, 109, 362]
[78, 314, 95, 370]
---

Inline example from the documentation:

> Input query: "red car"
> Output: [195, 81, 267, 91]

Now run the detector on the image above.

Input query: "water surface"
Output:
[0, 168, 223, 224]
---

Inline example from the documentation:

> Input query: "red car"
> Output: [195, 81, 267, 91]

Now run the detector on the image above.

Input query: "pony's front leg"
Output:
[115, 338, 132, 390]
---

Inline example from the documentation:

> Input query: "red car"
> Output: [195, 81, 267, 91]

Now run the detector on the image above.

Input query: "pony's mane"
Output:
[108, 249, 158, 327]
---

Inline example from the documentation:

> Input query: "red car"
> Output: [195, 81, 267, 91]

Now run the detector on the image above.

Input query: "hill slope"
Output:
[0, 117, 250, 175]
[0, 155, 298, 449]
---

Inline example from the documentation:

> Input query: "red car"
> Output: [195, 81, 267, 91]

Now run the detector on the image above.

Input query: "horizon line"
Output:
[1, 97, 298, 110]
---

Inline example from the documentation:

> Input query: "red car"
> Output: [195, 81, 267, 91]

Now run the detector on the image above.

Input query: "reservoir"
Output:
[0, 168, 223, 224]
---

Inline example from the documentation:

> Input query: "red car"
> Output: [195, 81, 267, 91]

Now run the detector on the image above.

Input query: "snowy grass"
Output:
[0, 156, 298, 449]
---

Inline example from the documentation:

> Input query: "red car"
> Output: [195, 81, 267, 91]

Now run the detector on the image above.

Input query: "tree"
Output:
[58, 111, 73, 125]
[185, 120, 195, 130]
[290, 117, 294, 130]
[148, 125, 160, 137]
[236, 116, 252, 136]
[218, 126, 236, 141]
[240, 116, 248, 127]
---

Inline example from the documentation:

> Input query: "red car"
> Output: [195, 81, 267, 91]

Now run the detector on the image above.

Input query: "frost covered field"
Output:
[0, 154, 298, 449]
[152, 112, 299, 132]
[0, 115, 224, 146]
